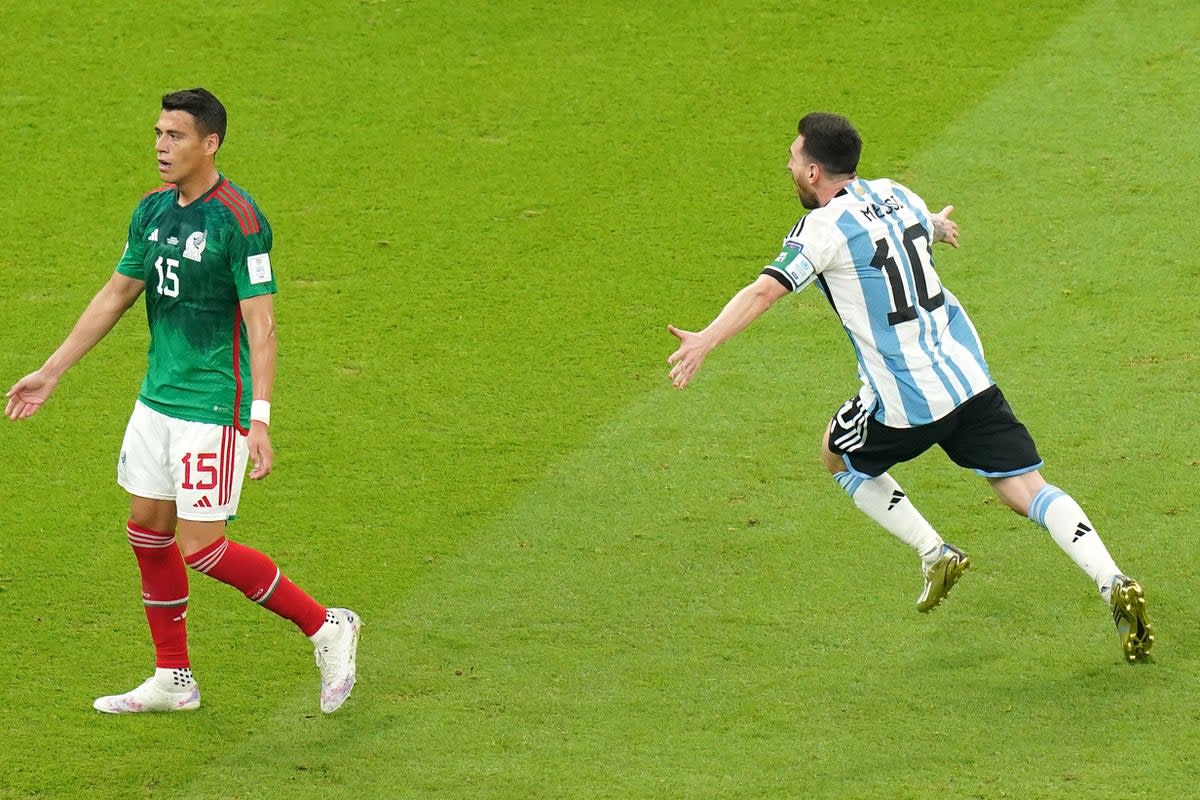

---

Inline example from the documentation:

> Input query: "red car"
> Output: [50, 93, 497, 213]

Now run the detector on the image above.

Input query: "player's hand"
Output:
[666, 325, 712, 389]
[932, 205, 959, 248]
[5, 370, 59, 420]
[247, 422, 273, 479]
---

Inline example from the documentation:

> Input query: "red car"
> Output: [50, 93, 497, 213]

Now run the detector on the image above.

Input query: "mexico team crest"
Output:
[183, 230, 207, 262]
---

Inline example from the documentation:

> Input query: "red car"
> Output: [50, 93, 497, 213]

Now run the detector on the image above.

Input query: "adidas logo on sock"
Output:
[1072, 523, 1092, 543]
[887, 490, 905, 511]
[192, 496, 213, 509]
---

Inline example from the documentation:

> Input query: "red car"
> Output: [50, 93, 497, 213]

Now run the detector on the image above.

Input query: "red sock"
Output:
[185, 536, 327, 636]
[126, 522, 190, 669]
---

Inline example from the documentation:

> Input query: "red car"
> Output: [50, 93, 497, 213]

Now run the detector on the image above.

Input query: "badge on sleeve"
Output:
[247, 253, 272, 285]
[774, 245, 816, 287]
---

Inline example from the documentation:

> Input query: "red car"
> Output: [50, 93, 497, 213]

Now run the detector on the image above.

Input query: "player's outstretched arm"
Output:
[931, 205, 959, 248]
[667, 274, 789, 389]
[5, 272, 144, 420]
[240, 293, 276, 480]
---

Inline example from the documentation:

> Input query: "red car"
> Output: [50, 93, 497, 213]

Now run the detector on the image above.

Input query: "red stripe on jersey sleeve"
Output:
[210, 181, 261, 235]
[213, 184, 255, 235]
[224, 183, 261, 235]
[213, 183, 250, 230]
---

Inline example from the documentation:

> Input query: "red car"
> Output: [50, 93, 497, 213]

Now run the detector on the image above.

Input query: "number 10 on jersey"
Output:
[870, 224, 944, 325]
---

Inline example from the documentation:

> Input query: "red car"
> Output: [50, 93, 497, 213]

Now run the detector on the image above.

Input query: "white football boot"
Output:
[312, 608, 361, 713]
[93, 673, 201, 714]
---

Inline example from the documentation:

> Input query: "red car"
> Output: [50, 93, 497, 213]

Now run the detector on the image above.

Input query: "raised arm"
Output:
[666, 274, 790, 389]
[240, 292, 277, 479]
[5, 271, 145, 420]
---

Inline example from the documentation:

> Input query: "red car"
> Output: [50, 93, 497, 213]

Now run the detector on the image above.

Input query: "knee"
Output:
[128, 502, 176, 535]
[819, 434, 843, 474]
[175, 521, 228, 559]
[988, 473, 1045, 518]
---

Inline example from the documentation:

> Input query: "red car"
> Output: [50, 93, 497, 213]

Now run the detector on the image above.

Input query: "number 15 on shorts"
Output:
[181, 452, 219, 490]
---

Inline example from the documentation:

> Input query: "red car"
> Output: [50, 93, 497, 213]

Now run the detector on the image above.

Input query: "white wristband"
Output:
[250, 399, 271, 426]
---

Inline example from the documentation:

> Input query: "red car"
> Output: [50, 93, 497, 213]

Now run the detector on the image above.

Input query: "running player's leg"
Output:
[947, 387, 1152, 661]
[944, 388, 1125, 594]
[823, 397, 969, 612]
[990, 471, 1152, 661]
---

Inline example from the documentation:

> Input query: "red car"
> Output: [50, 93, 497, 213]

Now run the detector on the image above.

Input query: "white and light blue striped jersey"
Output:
[761, 177, 993, 428]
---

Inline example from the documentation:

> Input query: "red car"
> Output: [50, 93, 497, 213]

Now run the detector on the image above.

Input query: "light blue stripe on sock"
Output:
[834, 471, 865, 497]
[1028, 485, 1066, 529]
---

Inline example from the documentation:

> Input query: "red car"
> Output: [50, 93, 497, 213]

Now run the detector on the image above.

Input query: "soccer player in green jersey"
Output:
[5, 88, 361, 713]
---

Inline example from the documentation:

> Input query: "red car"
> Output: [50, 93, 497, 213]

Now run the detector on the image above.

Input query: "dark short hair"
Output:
[161, 88, 227, 148]
[797, 112, 861, 175]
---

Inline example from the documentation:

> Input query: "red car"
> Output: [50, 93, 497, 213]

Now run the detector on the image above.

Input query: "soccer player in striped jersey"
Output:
[667, 112, 1152, 663]
[5, 88, 362, 711]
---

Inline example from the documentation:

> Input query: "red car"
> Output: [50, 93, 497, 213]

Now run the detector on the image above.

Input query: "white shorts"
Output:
[117, 400, 249, 522]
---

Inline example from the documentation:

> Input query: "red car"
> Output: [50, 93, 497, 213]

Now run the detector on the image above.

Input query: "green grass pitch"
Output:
[1, 1, 1198, 798]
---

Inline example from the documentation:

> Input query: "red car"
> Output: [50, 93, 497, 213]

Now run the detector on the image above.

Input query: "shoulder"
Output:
[204, 177, 269, 236]
[864, 176, 899, 192]
[124, 184, 174, 232]
[782, 206, 841, 248]
[133, 183, 174, 212]
[872, 178, 928, 212]
[876, 178, 914, 199]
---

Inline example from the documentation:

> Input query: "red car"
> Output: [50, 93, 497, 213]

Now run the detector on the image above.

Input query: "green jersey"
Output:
[115, 176, 276, 430]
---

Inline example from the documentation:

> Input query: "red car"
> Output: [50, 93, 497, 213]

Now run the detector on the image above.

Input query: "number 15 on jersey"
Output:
[153, 256, 180, 298]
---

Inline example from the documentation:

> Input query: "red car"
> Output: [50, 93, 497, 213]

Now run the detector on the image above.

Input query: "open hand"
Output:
[666, 325, 711, 389]
[5, 371, 59, 420]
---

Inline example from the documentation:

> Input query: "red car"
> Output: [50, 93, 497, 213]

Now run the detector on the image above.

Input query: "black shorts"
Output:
[827, 385, 1043, 478]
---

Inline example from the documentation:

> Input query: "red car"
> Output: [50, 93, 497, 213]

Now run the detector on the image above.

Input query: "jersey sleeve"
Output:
[760, 214, 832, 293]
[226, 213, 276, 300]
[115, 202, 148, 279]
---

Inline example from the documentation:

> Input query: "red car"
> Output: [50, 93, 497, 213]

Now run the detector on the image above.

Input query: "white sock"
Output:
[1028, 484, 1120, 595]
[835, 471, 943, 563]
[309, 608, 342, 646]
[153, 667, 195, 691]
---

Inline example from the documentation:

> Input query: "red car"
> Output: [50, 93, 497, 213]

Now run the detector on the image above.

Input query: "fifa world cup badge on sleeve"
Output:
[247, 253, 272, 285]
[777, 245, 815, 286]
